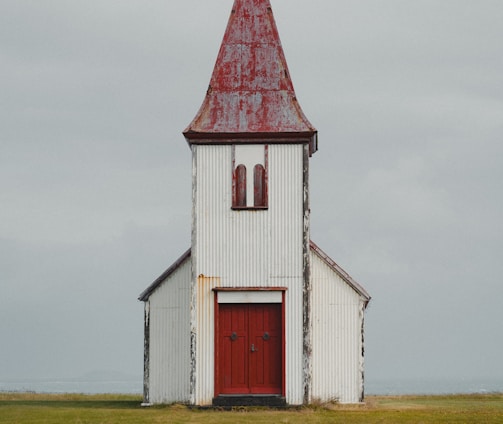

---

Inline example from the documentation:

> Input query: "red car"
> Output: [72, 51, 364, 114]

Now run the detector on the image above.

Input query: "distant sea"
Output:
[366, 378, 503, 395]
[0, 377, 142, 395]
[1, 377, 501, 395]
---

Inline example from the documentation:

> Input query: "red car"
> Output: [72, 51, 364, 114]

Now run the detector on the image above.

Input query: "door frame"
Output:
[213, 287, 286, 397]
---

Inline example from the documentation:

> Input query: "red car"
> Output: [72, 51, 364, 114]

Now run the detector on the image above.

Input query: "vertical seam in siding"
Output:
[302, 143, 312, 404]
[190, 145, 198, 404]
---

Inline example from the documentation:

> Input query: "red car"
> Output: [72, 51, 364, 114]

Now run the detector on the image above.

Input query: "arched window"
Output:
[231, 145, 268, 210]
[233, 164, 247, 207]
[254, 164, 267, 207]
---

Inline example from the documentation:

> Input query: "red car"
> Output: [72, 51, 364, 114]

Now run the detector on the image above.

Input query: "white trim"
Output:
[217, 291, 282, 304]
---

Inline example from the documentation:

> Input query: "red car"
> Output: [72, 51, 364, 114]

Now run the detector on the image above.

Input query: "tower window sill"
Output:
[231, 206, 268, 211]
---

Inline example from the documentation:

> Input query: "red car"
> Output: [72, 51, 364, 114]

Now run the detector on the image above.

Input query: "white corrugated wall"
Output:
[148, 256, 191, 404]
[310, 250, 364, 403]
[193, 144, 306, 405]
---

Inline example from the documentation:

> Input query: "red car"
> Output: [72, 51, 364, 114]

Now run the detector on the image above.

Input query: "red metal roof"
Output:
[184, 0, 317, 152]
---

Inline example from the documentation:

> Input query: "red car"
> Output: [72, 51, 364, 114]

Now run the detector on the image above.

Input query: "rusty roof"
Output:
[184, 0, 317, 152]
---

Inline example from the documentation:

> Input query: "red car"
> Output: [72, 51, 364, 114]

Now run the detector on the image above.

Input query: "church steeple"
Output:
[184, 0, 317, 154]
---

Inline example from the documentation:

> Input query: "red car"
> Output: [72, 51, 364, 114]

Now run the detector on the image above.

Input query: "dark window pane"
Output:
[234, 164, 247, 207]
[254, 164, 267, 207]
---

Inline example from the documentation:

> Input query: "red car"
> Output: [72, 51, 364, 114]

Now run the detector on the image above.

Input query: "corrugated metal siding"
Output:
[194, 275, 220, 405]
[310, 250, 364, 403]
[193, 144, 305, 405]
[148, 256, 191, 404]
[270, 144, 305, 406]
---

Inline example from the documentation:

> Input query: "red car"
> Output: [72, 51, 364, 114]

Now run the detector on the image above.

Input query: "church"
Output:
[139, 0, 370, 406]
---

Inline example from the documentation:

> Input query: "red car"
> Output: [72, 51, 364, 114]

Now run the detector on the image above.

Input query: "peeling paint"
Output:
[190, 144, 198, 406]
[302, 143, 312, 404]
[142, 301, 150, 405]
[360, 301, 366, 403]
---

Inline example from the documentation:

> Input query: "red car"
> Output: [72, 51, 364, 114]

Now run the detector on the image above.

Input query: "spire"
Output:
[184, 0, 317, 153]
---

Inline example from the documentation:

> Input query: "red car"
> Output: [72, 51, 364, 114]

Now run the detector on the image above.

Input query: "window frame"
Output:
[231, 145, 268, 210]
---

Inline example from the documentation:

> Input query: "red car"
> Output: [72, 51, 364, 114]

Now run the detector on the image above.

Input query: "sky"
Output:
[1, 0, 502, 392]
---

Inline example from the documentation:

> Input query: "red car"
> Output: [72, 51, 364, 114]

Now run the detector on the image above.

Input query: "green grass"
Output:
[1, 392, 502, 423]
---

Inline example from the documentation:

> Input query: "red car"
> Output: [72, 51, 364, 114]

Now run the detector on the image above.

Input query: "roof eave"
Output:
[310, 240, 371, 305]
[138, 248, 191, 302]
[183, 131, 318, 155]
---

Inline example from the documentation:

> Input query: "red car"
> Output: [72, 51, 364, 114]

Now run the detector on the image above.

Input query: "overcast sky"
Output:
[1, 0, 502, 391]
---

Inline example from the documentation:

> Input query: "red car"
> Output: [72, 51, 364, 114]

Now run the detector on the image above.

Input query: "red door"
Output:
[217, 303, 282, 395]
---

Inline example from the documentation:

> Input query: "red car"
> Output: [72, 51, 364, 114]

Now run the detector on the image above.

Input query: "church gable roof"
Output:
[138, 248, 191, 301]
[310, 240, 371, 305]
[139, 243, 370, 305]
[184, 0, 317, 149]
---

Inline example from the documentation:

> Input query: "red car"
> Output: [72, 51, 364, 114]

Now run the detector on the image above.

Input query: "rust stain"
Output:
[197, 275, 221, 327]
[195, 274, 221, 404]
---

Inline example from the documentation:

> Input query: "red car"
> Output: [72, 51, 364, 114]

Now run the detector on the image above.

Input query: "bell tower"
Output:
[183, 0, 317, 405]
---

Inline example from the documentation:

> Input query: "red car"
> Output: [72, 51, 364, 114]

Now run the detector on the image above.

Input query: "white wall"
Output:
[147, 256, 191, 404]
[310, 249, 365, 403]
[192, 143, 307, 405]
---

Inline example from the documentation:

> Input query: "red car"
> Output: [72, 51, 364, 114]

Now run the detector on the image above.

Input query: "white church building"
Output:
[139, 0, 370, 406]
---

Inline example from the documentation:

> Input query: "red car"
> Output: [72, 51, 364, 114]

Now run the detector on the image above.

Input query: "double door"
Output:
[216, 303, 282, 395]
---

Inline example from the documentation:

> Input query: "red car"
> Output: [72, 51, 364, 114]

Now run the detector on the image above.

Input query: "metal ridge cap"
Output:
[183, 131, 316, 140]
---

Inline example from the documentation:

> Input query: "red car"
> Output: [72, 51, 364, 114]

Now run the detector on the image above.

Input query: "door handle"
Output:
[251, 343, 258, 352]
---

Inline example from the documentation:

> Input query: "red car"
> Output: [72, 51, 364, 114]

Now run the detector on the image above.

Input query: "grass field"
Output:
[1, 392, 502, 423]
